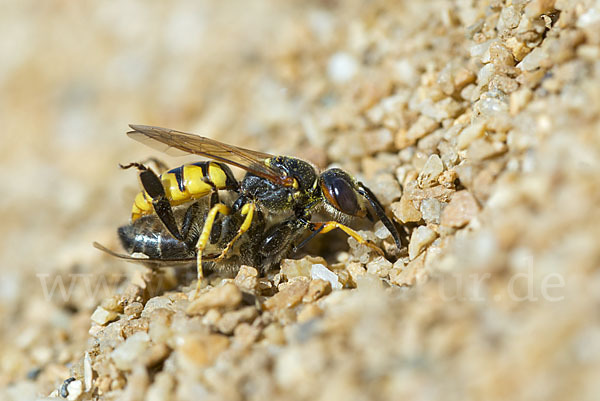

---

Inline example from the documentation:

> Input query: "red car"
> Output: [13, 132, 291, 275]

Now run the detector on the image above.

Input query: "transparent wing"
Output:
[128, 125, 294, 187]
[93, 242, 218, 268]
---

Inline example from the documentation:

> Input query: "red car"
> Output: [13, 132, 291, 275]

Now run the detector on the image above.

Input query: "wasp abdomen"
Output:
[131, 161, 238, 221]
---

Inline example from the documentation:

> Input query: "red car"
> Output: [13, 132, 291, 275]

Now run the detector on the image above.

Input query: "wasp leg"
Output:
[119, 161, 146, 171]
[208, 192, 223, 243]
[255, 216, 307, 269]
[309, 221, 385, 256]
[120, 158, 169, 173]
[140, 166, 183, 240]
[121, 163, 183, 240]
[357, 183, 402, 249]
[193, 203, 232, 294]
[213, 202, 256, 262]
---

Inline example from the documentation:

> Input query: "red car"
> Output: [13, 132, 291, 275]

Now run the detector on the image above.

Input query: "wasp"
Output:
[95, 125, 402, 291]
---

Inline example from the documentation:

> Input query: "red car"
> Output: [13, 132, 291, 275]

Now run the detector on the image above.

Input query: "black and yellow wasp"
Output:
[95, 125, 402, 291]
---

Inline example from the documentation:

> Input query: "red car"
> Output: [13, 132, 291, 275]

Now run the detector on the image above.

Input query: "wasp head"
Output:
[319, 168, 402, 249]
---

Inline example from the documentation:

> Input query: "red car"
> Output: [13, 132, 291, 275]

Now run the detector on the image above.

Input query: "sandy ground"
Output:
[1, 0, 599, 400]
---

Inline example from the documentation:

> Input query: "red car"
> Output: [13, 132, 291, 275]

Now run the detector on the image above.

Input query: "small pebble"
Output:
[441, 190, 481, 227]
[146, 372, 175, 401]
[234, 323, 262, 347]
[371, 173, 402, 204]
[142, 296, 173, 317]
[509, 87, 533, 115]
[490, 42, 515, 67]
[457, 121, 486, 150]
[262, 323, 286, 345]
[417, 154, 444, 188]
[401, 115, 440, 148]
[420, 198, 442, 224]
[438, 170, 457, 188]
[453, 67, 476, 91]
[148, 309, 173, 344]
[373, 220, 391, 240]
[234, 265, 259, 292]
[177, 334, 230, 368]
[280, 258, 312, 280]
[83, 352, 93, 392]
[303, 279, 332, 302]
[124, 301, 143, 318]
[90, 306, 118, 326]
[366, 256, 393, 278]
[202, 308, 222, 327]
[143, 343, 171, 368]
[263, 280, 309, 311]
[525, 0, 556, 18]
[187, 283, 243, 315]
[389, 254, 423, 287]
[364, 128, 394, 154]
[355, 273, 385, 292]
[297, 304, 323, 323]
[346, 262, 367, 286]
[517, 47, 549, 71]
[391, 195, 422, 223]
[467, 138, 508, 161]
[408, 226, 438, 260]
[217, 306, 259, 335]
[101, 296, 123, 313]
[66, 379, 83, 401]
[497, 6, 520, 31]
[110, 332, 150, 371]
[327, 52, 358, 83]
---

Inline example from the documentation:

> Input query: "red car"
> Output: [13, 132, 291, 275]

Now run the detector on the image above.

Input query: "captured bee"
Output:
[95, 194, 310, 277]
[96, 125, 402, 291]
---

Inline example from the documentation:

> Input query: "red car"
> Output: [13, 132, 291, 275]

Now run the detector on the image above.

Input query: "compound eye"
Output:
[322, 175, 361, 216]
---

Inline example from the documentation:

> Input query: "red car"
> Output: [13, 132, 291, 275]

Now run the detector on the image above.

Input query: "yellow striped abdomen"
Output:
[131, 161, 238, 221]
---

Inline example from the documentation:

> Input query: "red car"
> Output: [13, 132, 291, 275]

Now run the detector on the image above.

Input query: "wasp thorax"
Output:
[269, 156, 319, 192]
[319, 168, 364, 217]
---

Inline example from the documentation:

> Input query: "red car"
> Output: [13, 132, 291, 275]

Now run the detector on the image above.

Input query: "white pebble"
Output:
[142, 296, 174, 317]
[84, 352, 93, 392]
[517, 47, 548, 71]
[477, 63, 495, 87]
[66, 379, 83, 401]
[420, 198, 442, 225]
[327, 52, 359, 83]
[475, 95, 509, 117]
[311, 264, 342, 290]
[469, 39, 493, 60]
[90, 306, 118, 326]
[374, 221, 391, 240]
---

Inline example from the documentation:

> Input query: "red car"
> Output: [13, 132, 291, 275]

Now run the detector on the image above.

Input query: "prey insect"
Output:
[96, 125, 402, 293]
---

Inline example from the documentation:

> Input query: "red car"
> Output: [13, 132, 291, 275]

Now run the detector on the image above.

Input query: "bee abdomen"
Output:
[118, 222, 192, 259]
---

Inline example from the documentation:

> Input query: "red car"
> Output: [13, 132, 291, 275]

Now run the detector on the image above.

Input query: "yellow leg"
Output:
[314, 221, 384, 256]
[193, 203, 231, 294]
[214, 203, 255, 261]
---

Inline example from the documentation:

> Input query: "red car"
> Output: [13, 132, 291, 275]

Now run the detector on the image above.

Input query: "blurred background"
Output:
[1, 0, 333, 393]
